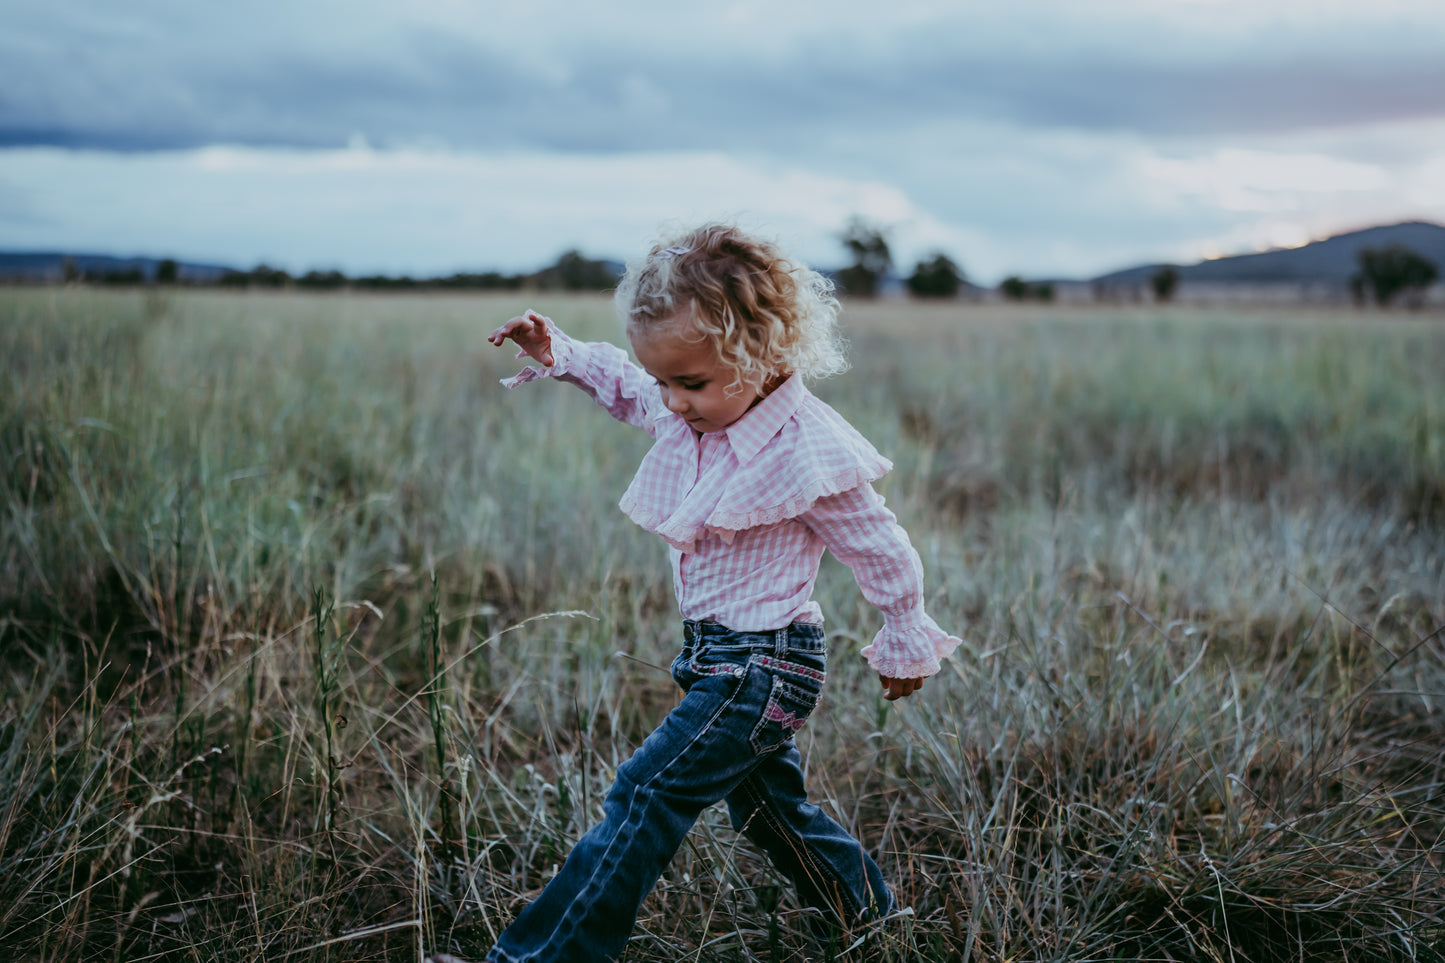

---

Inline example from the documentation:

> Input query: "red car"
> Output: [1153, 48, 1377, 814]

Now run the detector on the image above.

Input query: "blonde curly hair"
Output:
[614, 224, 848, 396]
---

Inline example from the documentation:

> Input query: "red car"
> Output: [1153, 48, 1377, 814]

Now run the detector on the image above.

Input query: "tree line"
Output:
[835, 218, 1051, 302]
[62, 249, 621, 292]
[217, 248, 620, 292]
[51, 224, 1442, 306]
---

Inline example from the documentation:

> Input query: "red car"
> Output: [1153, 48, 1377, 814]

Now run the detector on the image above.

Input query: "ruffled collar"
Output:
[620, 376, 892, 552]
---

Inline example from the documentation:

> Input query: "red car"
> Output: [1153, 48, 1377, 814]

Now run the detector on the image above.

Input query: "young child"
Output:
[483, 224, 959, 962]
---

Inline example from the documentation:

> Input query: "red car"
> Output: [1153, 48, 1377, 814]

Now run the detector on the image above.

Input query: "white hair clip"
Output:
[657, 246, 690, 259]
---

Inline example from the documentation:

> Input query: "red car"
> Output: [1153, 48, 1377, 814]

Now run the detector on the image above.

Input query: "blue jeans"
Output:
[485, 621, 892, 962]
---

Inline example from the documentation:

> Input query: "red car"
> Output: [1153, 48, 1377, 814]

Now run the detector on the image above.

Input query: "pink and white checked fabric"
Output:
[502, 322, 960, 679]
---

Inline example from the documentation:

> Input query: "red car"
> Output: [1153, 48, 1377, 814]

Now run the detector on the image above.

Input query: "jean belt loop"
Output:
[774, 625, 788, 658]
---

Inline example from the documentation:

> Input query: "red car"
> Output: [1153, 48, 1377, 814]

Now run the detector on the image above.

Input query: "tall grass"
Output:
[1, 289, 1441, 960]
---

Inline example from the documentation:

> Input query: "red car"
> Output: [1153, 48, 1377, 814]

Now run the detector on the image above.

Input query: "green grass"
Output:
[2, 288, 1442, 961]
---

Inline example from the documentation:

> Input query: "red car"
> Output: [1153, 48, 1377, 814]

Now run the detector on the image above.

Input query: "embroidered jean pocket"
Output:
[749, 672, 823, 755]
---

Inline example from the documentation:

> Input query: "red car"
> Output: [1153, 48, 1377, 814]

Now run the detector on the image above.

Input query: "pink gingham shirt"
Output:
[503, 323, 960, 678]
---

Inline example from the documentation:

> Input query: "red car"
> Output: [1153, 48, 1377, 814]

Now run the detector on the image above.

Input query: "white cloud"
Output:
[0, 145, 940, 275]
[5, 120, 1443, 283]
[1409, 156, 1445, 209]
[1137, 149, 1391, 211]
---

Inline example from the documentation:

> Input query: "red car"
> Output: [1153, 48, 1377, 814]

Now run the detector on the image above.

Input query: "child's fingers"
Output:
[513, 311, 546, 340]
[880, 674, 924, 700]
[489, 312, 555, 366]
[489, 312, 543, 345]
[488, 319, 523, 345]
[519, 311, 554, 365]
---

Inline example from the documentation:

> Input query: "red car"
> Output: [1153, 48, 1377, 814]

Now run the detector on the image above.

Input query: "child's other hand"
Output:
[879, 675, 924, 701]
[489, 310, 555, 367]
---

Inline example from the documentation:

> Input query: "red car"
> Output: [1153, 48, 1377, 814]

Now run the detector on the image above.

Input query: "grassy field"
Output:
[2, 287, 1442, 961]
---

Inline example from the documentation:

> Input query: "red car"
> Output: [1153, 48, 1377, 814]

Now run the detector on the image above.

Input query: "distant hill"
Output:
[0, 252, 235, 283]
[1092, 221, 1445, 287]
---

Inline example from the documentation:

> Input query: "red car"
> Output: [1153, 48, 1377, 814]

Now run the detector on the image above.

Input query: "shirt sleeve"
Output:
[800, 484, 961, 678]
[500, 320, 661, 435]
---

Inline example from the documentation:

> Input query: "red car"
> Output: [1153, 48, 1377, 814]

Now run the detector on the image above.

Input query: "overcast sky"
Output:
[3, 0, 1444, 282]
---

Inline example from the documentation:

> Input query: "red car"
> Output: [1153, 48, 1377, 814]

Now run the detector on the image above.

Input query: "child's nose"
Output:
[664, 392, 689, 414]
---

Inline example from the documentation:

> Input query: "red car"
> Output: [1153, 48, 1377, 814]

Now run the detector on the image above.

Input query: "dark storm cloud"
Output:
[951, 55, 1445, 135]
[4, 17, 1443, 155]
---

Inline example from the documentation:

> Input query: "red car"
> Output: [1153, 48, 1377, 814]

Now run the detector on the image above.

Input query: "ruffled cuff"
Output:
[499, 322, 579, 387]
[859, 614, 961, 679]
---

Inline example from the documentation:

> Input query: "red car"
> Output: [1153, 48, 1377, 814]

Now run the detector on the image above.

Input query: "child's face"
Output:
[630, 323, 764, 433]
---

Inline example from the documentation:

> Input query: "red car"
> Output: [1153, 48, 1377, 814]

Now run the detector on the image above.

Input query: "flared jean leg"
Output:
[725, 744, 892, 923]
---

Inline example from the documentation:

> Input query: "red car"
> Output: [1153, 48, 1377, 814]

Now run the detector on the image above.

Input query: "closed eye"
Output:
[654, 378, 705, 391]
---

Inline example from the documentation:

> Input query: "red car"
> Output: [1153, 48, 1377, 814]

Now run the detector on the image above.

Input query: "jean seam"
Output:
[737, 773, 860, 921]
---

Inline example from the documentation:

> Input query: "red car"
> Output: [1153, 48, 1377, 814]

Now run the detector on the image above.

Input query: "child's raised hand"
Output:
[489, 310, 555, 367]
[880, 674, 924, 701]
